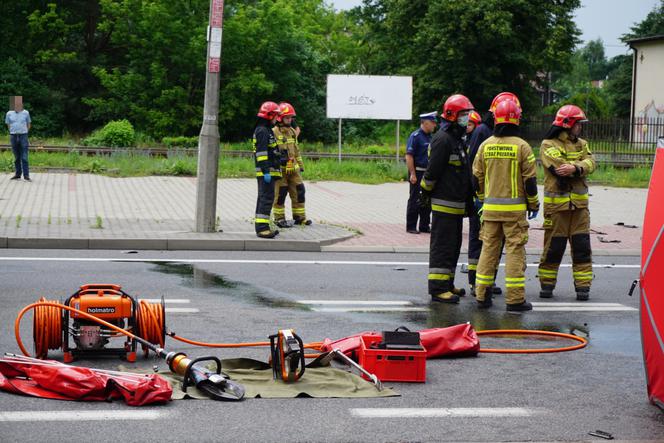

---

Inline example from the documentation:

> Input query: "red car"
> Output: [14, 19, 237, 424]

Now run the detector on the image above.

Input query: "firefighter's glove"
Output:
[527, 210, 539, 220]
[263, 173, 272, 184]
[285, 159, 295, 175]
[419, 189, 432, 209]
[474, 198, 483, 216]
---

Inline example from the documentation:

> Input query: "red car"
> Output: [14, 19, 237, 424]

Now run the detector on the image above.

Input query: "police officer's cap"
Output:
[419, 112, 437, 122]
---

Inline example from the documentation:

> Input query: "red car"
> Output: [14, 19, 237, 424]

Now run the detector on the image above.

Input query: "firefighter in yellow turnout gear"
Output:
[538, 105, 596, 301]
[472, 99, 540, 312]
[272, 102, 311, 228]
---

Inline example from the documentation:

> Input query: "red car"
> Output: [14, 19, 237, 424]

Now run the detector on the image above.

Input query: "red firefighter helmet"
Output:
[277, 102, 296, 122]
[553, 104, 588, 128]
[442, 94, 474, 122]
[493, 99, 522, 126]
[489, 92, 522, 113]
[469, 110, 482, 125]
[257, 101, 280, 119]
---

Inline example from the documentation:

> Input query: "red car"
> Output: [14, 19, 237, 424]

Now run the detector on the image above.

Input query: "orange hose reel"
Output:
[19, 284, 324, 362]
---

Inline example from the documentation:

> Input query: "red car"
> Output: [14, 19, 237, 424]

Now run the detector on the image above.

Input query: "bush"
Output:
[162, 136, 199, 148]
[83, 120, 136, 147]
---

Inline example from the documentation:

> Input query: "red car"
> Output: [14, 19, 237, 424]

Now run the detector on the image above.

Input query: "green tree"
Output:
[578, 39, 609, 80]
[604, 0, 664, 118]
[349, 0, 581, 117]
[0, 1, 119, 135]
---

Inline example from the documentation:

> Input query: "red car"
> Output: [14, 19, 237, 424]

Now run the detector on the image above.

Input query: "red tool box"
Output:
[358, 334, 426, 383]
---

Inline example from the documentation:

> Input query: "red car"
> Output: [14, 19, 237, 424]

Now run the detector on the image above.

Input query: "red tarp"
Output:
[640, 137, 664, 409]
[320, 323, 480, 359]
[0, 358, 172, 406]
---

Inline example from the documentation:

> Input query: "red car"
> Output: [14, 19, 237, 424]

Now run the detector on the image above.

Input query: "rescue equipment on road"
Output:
[358, 329, 427, 383]
[0, 353, 171, 406]
[16, 286, 245, 401]
[269, 329, 306, 382]
[12, 285, 588, 404]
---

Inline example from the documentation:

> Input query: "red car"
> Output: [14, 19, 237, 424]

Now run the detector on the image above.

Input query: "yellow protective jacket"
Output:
[473, 135, 539, 222]
[273, 124, 303, 175]
[540, 132, 596, 214]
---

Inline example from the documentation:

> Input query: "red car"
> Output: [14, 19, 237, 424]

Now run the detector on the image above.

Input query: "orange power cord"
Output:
[17, 299, 586, 359]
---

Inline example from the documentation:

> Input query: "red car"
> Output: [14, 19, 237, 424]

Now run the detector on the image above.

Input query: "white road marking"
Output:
[311, 307, 429, 313]
[139, 298, 190, 304]
[164, 307, 199, 313]
[533, 306, 637, 312]
[0, 410, 166, 422]
[304, 301, 637, 313]
[531, 302, 628, 307]
[350, 408, 545, 418]
[0, 257, 641, 268]
[298, 300, 412, 306]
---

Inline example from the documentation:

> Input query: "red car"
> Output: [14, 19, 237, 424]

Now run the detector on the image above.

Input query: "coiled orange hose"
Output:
[32, 297, 62, 358]
[477, 329, 587, 353]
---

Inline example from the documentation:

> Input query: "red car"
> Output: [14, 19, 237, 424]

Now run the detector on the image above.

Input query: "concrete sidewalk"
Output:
[0, 173, 646, 254]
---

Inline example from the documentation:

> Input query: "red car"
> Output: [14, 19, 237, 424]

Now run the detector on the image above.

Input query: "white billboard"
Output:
[326, 75, 412, 120]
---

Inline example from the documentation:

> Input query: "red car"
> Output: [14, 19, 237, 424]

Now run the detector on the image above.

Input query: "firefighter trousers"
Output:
[407, 170, 431, 231]
[468, 214, 505, 286]
[272, 171, 306, 222]
[538, 208, 592, 289]
[428, 213, 463, 296]
[476, 219, 529, 305]
[255, 177, 276, 233]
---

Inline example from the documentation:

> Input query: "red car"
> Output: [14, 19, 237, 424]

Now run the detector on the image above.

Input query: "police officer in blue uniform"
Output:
[405, 112, 437, 234]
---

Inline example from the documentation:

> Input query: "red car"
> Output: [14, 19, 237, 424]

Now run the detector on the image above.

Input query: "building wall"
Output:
[631, 39, 664, 142]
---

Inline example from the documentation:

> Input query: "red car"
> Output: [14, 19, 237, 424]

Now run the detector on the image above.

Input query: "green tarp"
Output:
[150, 358, 398, 399]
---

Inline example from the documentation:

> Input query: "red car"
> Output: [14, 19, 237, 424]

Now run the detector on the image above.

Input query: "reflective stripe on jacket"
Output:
[253, 121, 281, 177]
[540, 132, 596, 213]
[421, 121, 472, 217]
[472, 135, 539, 222]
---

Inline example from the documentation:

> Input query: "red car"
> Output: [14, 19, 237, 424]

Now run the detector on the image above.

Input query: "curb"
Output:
[0, 237, 333, 252]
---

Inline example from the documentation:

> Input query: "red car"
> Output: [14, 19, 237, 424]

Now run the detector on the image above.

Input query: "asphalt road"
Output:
[0, 249, 661, 442]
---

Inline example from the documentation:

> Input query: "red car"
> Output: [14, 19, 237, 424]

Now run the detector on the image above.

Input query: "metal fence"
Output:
[522, 116, 664, 166]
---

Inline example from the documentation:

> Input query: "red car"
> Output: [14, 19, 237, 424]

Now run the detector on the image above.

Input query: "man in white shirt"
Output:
[5, 97, 32, 181]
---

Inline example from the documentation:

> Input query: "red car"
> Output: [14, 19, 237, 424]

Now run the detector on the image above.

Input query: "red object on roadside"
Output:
[320, 323, 480, 360]
[640, 137, 664, 410]
[358, 335, 426, 383]
[0, 358, 172, 406]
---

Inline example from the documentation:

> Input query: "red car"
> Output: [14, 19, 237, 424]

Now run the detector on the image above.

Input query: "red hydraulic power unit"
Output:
[358, 333, 426, 383]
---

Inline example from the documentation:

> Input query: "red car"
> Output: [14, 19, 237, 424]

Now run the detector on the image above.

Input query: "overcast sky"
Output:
[329, 0, 660, 58]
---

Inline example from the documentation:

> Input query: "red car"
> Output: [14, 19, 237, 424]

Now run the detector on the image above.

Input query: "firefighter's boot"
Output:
[506, 301, 533, 312]
[257, 229, 280, 239]
[576, 287, 590, 301]
[540, 284, 555, 299]
[476, 287, 493, 309]
[431, 292, 460, 304]
[275, 219, 293, 229]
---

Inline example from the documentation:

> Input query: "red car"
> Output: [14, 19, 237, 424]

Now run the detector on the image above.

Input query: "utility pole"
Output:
[195, 0, 225, 232]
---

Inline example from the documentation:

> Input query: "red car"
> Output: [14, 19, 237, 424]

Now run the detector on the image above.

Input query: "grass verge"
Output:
[0, 151, 651, 187]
